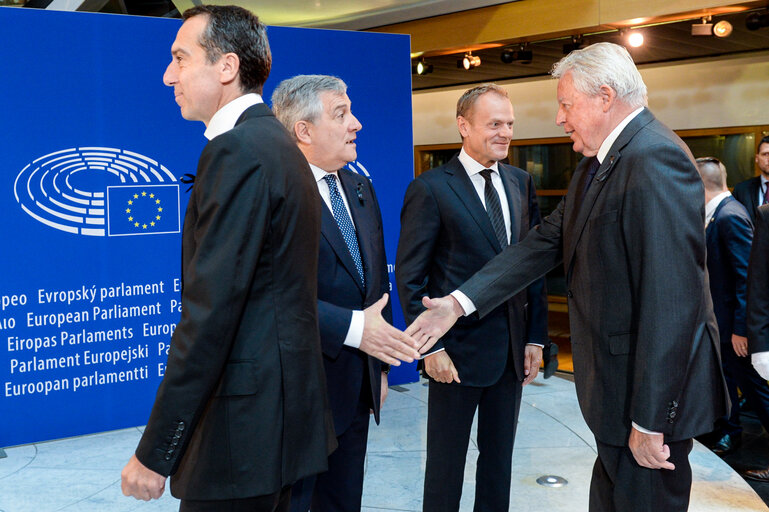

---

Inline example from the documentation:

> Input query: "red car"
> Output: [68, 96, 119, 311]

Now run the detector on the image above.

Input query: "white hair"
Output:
[551, 42, 648, 108]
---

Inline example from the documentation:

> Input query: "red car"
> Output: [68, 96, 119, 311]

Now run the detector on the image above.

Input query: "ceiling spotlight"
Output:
[501, 44, 533, 64]
[627, 31, 644, 47]
[692, 17, 713, 36]
[713, 20, 733, 37]
[563, 36, 584, 54]
[746, 10, 769, 31]
[412, 58, 433, 75]
[458, 52, 481, 70]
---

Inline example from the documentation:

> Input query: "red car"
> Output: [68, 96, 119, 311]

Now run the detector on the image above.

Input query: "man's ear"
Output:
[219, 52, 240, 84]
[294, 120, 312, 144]
[457, 116, 470, 138]
[599, 84, 617, 112]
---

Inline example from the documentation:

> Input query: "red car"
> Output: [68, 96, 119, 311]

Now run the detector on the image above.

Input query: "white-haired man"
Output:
[406, 42, 729, 512]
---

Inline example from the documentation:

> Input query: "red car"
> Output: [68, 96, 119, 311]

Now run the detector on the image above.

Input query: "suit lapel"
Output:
[499, 165, 521, 243]
[564, 109, 653, 273]
[751, 178, 762, 215]
[319, 173, 365, 293]
[339, 170, 372, 293]
[445, 157, 502, 252]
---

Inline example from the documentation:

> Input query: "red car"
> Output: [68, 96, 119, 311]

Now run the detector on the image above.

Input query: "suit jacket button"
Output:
[672, 400, 679, 408]
[567, 290, 573, 298]
[164, 454, 172, 461]
[669, 411, 676, 418]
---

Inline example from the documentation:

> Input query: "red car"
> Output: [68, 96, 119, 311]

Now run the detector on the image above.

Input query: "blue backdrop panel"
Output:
[0, 7, 416, 448]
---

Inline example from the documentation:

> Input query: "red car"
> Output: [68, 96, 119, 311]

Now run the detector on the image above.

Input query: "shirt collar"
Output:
[458, 147, 499, 176]
[597, 107, 645, 164]
[310, 163, 337, 183]
[705, 190, 732, 225]
[203, 93, 263, 141]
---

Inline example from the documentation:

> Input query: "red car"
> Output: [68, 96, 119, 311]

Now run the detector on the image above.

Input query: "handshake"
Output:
[365, 294, 464, 365]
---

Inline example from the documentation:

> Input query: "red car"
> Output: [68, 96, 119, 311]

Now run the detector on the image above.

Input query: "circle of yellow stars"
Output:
[125, 190, 163, 230]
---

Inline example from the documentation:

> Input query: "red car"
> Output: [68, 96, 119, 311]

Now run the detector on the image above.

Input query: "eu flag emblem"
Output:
[106, 184, 181, 236]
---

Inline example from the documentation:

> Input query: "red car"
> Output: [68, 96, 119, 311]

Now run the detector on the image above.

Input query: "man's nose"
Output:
[163, 62, 177, 87]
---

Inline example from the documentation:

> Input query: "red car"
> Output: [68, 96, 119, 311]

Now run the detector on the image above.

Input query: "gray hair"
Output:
[696, 157, 727, 190]
[271, 75, 347, 141]
[551, 42, 648, 109]
[456, 83, 509, 119]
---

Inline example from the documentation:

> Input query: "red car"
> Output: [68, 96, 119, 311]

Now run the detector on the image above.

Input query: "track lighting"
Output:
[412, 58, 433, 75]
[458, 52, 481, 70]
[501, 44, 532, 64]
[746, 10, 769, 31]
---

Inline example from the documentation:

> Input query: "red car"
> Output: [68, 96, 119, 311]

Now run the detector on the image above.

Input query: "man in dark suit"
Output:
[696, 157, 769, 456]
[406, 43, 729, 512]
[396, 84, 548, 512]
[743, 204, 769, 481]
[120, 7, 334, 511]
[271, 75, 419, 512]
[732, 135, 769, 223]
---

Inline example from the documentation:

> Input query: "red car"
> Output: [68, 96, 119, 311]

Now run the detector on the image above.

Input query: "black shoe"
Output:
[743, 466, 769, 482]
[711, 433, 741, 455]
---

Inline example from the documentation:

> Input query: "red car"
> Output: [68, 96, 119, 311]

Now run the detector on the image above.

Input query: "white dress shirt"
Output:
[310, 164, 364, 349]
[705, 191, 732, 228]
[203, 93, 263, 140]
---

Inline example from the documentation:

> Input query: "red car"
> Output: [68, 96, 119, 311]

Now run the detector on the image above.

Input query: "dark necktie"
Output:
[581, 157, 601, 200]
[763, 182, 769, 206]
[323, 174, 365, 286]
[479, 169, 508, 248]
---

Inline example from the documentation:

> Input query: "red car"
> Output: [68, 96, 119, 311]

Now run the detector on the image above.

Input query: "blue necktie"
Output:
[324, 174, 365, 287]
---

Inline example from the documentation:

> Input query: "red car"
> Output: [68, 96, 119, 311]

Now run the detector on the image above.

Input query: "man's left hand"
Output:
[121, 454, 167, 501]
[523, 345, 543, 386]
[628, 428, 675, 470]
[731, 334, 748, 357]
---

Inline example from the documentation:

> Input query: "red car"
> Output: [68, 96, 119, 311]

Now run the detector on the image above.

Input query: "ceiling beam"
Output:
[369, 0, 765, 55]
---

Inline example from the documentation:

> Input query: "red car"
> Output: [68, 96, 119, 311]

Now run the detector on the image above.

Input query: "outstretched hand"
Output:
[405, 295, 464, 353]
[360, 293, 421, 365]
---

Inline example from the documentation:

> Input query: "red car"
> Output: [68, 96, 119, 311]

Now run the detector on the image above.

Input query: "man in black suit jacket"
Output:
[120, 7, 334, 511]
[406, 44, 729, 512]
[732, 135, 769, 223]
[396, 84, 548, 512]
[271, 75, 419, 512]
[696, 157, 769, 456]
[743, 204, 769, 481]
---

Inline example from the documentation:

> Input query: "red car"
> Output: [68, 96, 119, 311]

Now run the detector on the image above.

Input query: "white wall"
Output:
[412, 51, 769, 146]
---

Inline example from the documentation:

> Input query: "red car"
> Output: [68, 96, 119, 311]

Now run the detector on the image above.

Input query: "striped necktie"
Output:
[479, 169, 508, 248]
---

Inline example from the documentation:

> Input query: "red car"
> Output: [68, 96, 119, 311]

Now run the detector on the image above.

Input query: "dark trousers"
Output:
[423, 362, 522, 512]
[290, 391, 371, 512]
[180, 486, 291, 512]
[719, 343, 769, 435]
[589, 438, 693, 512]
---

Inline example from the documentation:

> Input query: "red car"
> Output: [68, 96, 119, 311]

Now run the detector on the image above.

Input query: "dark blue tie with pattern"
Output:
[324, 174, 365, 287]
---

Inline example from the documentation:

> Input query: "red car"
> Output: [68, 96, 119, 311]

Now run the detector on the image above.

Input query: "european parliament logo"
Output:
[13, 147, 181, 237]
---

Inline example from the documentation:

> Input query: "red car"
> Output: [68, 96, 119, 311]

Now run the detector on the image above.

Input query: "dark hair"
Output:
[182, 5, 271, 94]
[759, 135, 769, 153]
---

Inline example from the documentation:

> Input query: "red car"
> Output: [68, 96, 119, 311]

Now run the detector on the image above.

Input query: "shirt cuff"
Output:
[752, 351, 769, 366]
[632, 422, 662, 435]
[450, 290, 474, 316]
[343, 310, 364, 349]
[526, 342, 545, 348]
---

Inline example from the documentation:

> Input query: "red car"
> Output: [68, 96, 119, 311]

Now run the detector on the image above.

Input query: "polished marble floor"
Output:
[1, 374, 766, 512]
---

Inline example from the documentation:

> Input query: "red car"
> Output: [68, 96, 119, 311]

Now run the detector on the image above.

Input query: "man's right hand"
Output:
[405, 295, 464, 353]
[360, 293, 421, 365]
[424, 350, 461, 384]
[121, 454, 166, 501]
